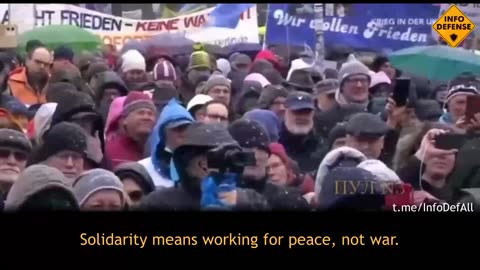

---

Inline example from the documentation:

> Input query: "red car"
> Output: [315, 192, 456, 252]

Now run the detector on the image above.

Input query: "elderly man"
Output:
[0, 129, 32, 199]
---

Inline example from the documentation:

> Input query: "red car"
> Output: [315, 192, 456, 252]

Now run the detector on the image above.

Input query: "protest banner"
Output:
[0, 4, 259, 49]
[265, 4, 440, 53]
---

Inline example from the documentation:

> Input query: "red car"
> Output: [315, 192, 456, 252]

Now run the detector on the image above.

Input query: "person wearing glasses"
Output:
[7, 45, 51, 106]
[203, 100, 229, 128]
[0, 129, 32, 200]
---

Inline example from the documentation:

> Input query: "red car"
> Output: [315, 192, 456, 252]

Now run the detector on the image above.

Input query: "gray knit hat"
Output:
[338, 54, 371, 87]
[72, 168, 125, 207]
[0, 129, 32, 153]
[203, 74, 231, 94]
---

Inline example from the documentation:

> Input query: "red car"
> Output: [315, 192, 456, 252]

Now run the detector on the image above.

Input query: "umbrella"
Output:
[120, 39, 146, 56]
[144, 33, 195, 58]
[203, 44, 228, 58]
[389, 45, 480, 81]
[17, 25, 102, 54]
[224, 42, 262, 57]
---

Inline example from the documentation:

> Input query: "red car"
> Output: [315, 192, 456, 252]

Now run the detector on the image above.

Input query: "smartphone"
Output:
[392, 78, 410, 107]
[435, 133, 469, 150]
[384, 183, 414, 210]
[466, 95, 480, 122]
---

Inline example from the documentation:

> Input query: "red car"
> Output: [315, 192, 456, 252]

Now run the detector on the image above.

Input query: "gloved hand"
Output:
[201, 172, 238, 210]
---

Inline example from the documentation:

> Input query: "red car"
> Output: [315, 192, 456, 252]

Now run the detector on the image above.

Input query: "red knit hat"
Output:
[122, 91, 156, 117]
[153, 58, 177, 82]
[269, 142, 295, 182]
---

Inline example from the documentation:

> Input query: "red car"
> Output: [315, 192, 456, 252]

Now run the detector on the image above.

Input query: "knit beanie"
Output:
[0, 129, 32, 153]
[35, 122, 87, 163]
[228, 119, 271, 153]
[204, 74, 231, 94]
[188, 50, 211, 71]
[53, 45, 74, 63]
[445, 84, 479, 105]
[269, 143, 290, 168]
[121, 50, 146, 73]
[153, 58, 177, 82]
[338, 54, 371, 87]
[122, 91, 156, 118]
[73, 168, 125, 207]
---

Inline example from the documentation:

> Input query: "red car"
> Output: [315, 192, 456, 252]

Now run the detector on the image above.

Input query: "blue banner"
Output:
[265, 4, 441, 52]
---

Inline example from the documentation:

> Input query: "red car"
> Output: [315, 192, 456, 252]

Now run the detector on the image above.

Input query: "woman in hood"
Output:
[114, 162, 155, 206]
[5, 165, 79, 211]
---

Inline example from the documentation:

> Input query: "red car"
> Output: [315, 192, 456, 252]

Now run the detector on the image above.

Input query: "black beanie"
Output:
[0, 129, 32, 153]
[54, 45, 74, 63]
[228, 119, 271, 153]
[35, 122, 87, 163]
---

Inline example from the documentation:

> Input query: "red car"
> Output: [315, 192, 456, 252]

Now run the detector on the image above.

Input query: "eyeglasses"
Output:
[206, 114, 229, 122]
[345, 76, 369, 85]
[0, 148, 28, 161]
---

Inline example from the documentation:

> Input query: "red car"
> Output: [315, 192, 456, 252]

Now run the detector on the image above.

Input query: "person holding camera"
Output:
[228, 119, 310, 210]
[138, 122, 270, 211]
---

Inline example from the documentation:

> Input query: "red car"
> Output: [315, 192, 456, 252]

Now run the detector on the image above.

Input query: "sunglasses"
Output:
[0, 148, 28, 161]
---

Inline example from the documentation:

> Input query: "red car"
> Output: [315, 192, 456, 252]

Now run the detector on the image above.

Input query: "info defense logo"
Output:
[433, 4, 476, 47]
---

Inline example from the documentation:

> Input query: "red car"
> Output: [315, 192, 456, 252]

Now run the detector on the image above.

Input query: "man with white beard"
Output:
[278, 91, 325, 176]
[0, 129, 32, 206]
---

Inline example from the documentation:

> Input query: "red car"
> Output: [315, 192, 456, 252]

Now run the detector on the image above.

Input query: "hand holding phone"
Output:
[466, 95, 480, 123]
[392, 78, 411, 107]
[435, 133, 468, 151]
[415, 129, 458, 161]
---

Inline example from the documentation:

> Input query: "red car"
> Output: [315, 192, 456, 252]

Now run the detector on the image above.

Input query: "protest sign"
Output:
[0, 4, 259, 48]
[265, 4, 440, 53]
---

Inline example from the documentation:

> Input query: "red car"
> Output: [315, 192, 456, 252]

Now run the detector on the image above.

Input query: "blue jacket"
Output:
[148, 98, 194, 180]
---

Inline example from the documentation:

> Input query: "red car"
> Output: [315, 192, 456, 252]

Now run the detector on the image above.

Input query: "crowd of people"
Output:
[0, 39, 479, 211]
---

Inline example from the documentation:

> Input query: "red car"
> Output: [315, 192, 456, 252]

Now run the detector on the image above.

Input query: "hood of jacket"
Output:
[4, 164, 77, 211]
[91, 71, 128, 104]
[148, 99, 194, 176]
[114, 161, 155, 194]
[105, 96, 127, 140]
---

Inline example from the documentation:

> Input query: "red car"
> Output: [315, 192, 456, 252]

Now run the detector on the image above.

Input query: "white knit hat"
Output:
[121, 50, 146, 73]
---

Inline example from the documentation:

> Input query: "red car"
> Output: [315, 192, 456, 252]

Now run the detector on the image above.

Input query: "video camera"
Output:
[206, 144, 256, 174]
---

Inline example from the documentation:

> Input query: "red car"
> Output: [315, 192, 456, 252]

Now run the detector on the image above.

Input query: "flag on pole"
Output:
[207, 4, 255, 29]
